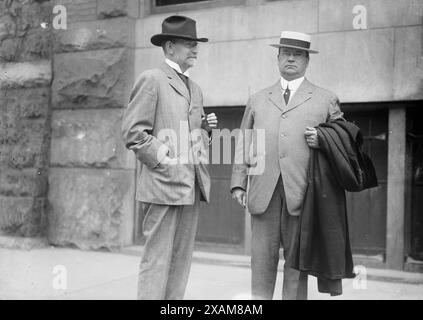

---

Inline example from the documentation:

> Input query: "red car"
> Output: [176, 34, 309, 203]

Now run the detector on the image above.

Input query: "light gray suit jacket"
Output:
[230, 78, 343, 216]
[122, 62, 211, 205]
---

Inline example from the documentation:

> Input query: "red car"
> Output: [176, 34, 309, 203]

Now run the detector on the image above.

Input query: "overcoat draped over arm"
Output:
[289, 120, 378, 296]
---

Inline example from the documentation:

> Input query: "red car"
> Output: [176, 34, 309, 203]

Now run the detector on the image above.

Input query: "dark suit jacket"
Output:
[288, 120, 378, 296]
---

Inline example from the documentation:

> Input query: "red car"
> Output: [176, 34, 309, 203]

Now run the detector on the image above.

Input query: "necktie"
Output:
[178, 73, 189, 90]
[283, 85, 290, 105]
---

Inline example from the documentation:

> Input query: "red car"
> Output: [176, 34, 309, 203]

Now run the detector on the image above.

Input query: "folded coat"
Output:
[288, 120, 378, 296]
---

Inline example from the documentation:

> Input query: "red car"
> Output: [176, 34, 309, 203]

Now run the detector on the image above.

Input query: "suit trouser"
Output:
[251, 175, 308, 300]
[137, 184, 200, 300]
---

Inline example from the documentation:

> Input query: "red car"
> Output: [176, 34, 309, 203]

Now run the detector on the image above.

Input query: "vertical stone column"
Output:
[0, 0, 52, 241]
[47, 0, 138, 250]
[386, 107, 406, 270]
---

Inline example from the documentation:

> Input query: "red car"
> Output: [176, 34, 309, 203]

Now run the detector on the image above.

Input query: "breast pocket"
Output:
[305, 110, 326, 127]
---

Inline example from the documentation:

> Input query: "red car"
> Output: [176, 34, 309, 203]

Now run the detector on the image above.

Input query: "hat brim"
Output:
[269, 43, 319, 54]
[151, 33, 209, 46]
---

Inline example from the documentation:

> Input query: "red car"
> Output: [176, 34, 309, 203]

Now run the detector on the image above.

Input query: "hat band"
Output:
[280, 38, 310, 49]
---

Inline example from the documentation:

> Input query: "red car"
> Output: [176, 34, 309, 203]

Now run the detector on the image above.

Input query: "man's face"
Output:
[168, 39, 199, 72]
[277, 47, 309, 80]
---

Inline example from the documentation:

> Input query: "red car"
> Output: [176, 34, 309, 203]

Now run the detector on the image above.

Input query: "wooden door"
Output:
[344, 109, 388, 255]
[196, 107, 246, 245]
[408, 107, 423, 261]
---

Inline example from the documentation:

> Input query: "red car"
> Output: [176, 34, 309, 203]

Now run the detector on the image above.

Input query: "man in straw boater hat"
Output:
[122, 15, 217, 299]
[231, 31, 345, 300]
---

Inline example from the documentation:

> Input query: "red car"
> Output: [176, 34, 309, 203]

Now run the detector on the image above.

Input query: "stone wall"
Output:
[0, 0, 53, 238]
[0, 0, 138, 250]
[47, 0, 137, 250]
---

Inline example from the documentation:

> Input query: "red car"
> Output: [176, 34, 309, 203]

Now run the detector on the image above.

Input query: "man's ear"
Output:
[163, 40, 174, 55]
[167, 41, 173, 54]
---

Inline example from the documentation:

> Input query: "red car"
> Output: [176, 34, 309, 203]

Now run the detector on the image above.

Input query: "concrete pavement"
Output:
[0, 246, 422, 300]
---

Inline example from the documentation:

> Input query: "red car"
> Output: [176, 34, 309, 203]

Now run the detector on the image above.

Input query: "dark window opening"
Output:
[343, 107, 388, 256]
[408, 106, 423, 261]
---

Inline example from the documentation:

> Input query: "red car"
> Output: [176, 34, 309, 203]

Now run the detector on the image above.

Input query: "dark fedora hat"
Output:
[151, 15, 208, 46]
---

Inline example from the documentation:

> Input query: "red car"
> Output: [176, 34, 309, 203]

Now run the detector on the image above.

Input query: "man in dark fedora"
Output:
[122, 15, 217, 300]
[231, 31, 344, 299]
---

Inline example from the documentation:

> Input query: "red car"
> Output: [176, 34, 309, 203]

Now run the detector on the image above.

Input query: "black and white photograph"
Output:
[0, 0, 422, 306]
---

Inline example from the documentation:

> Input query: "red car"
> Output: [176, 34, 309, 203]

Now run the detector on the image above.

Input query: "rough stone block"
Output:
[0, 124, 48, 169]
[0, 14, 17, 41]
[18, 28, 52, 61]
[54, 17, 129, 53]
[9, 143, 46, 169]
[0, 195, 46, 237]
[19, 88, 50, 119]
[0, 234, 48, 250]
[0, 146, 8, 167]
[0, 169, 47, 197]
[21, 119, 49, 145]
[50, 109, 135, 169]
[2, 118, 48, 146]
[0, 60, 52, 89]
[0, 87, 50, 119]
[0, 88, 49, 153]
[52, 48, 127, 109]
[0, 1, 52, 38]
[97, 0, 128, 19]
[53, 0, 97, 24]
[13, 1, 52, 35]
[47, 168, 135, 250]
[0, 37, 21, 62]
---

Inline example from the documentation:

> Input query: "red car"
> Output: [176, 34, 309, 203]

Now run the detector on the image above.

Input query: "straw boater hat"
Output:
[270, 31, 319, 54]
[151, 15, 208, 46]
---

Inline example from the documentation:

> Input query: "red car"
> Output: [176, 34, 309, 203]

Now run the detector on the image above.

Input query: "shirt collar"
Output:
[165, 58, 190, 77]
[280, 76, 304, 91]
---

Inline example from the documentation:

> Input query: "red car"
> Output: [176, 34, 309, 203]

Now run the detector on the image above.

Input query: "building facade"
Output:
[0, 0, 422, 272]
[133, 0, 423, 273]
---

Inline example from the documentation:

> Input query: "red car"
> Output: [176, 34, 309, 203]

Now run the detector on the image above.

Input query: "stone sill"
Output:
[0, 234, 48, 250]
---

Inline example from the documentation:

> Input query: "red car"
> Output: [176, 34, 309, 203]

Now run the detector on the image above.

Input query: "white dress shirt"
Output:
[165, 58, 190, 77]
[280, 76, 304, 103]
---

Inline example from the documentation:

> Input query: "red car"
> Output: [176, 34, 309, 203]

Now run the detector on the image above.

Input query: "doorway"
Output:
[195, 107, 246, 247]
[343, 107, 388, 256]
[408, 106, 423, 261]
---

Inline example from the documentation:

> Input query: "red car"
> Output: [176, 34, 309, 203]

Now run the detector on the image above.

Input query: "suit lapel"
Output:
[187, 78, 194, 112]
[283, 78, 314, 114]
[267, 80, 285, 113]
[160, 62, 191, 104]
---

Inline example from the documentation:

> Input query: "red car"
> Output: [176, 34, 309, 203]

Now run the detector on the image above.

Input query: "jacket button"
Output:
[282, 114, 287, 119]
